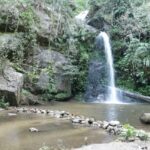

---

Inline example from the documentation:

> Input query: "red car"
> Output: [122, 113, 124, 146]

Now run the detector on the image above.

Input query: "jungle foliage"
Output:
[88, 0, 150, 96]
[0, 0, 150, 101]
[0, 0, 95, 101]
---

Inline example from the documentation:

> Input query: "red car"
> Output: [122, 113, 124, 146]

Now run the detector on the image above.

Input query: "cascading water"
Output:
[98, 32, 119, 103]
[85, 31, 120, 103]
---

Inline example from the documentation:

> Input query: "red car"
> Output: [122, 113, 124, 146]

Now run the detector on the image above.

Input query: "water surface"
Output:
[0, 102, 149, 150]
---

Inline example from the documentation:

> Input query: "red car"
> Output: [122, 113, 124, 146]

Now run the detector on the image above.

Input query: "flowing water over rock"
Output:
[98, 32, 119, 103]
[85, 32, 120, 103]
[75, 10, 89, 22]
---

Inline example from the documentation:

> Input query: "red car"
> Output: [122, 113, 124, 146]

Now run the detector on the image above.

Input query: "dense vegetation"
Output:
[0, 0, 150, 106]
[87, 0, 150, 96]
[0, 0, 96, 103]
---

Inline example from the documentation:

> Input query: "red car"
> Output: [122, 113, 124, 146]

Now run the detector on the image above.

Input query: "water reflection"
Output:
[106, 105, 118, 121]
[0, 102, 150, 150]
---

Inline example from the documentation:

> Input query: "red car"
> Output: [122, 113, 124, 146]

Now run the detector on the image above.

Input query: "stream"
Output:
[0, 101, 149, 150]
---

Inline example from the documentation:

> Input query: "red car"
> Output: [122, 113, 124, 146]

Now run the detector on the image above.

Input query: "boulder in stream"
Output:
[140, 113, 150, 124]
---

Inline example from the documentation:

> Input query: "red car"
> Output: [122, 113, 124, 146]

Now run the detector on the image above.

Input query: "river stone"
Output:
[40, 109, 46, 114]
[93, 121, 100, 127]
[140, 113, 150, 124]
[102, 121, 109, 129]
[113, 126, 122, 135]
[106, 126, 114, 133]
[8, 113, 17, 116]
[29, 127, 39, 132]
[72, 118, 81, 124]
[109, 121, 120, 126]
[0, 64, 23, 106]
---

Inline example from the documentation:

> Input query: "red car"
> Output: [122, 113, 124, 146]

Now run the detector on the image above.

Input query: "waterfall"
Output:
[98, 32, 119, 103]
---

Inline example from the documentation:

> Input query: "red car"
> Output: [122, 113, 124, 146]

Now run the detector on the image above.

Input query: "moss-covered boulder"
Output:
[0, 0, 98, 104]
[26, 50, 72, 101]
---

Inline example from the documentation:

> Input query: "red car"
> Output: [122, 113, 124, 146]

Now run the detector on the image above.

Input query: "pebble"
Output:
[40, 109, 46, 114]
[30, 108, 36, 113]
[29, 127, 39, 132]
[109, 120, 120, 126]
[80, 120, 87, 124]
[93, 121, 100, 127]
[86, 118, 95, 125]
[72, 118, 82, 124]
[16, 108, 24, 113]
[102, 121, 109, 129]
[107, 126, 114, 132]
[36, 109, 41, 114]
[55, 114, 62, 118]
[8, 113, 17, 116]
[22, 107, 28, 112]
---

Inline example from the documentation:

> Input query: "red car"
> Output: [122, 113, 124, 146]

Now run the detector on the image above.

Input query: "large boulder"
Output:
[34, 50, 67, 68]
[21, 90, 43, 105]
[87, 14, 111, 31]
[86, 2, 112, 31]
[140, 113, 150, 124]
[33, 50, 72, 100]
[0, 2, 35, 32]
[0, 64, 23, 106]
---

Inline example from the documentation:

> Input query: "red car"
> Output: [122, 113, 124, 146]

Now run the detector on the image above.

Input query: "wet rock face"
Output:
[87, 16, 111, 31]
[0, 65, 23, 106]
[85, 60, 106, 102]
[140, 113, 150, 124]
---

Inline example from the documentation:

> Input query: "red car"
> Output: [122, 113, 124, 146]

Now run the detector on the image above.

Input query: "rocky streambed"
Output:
[0, 102, 150, 150]
[16, 107, 123, 135]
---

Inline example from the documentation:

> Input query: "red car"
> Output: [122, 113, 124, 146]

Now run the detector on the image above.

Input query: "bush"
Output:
[0, 97, 9, 109]
[121, 124, 136, 141]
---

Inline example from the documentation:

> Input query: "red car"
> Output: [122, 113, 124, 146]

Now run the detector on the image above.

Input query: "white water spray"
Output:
[98, 32, 119, 103]
[75, 10, 89, 22]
